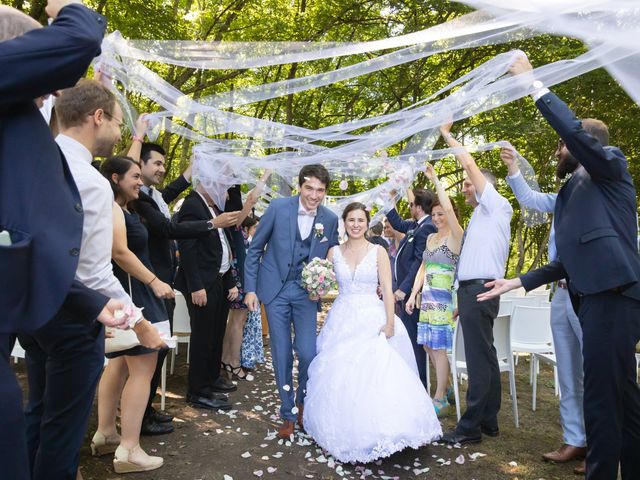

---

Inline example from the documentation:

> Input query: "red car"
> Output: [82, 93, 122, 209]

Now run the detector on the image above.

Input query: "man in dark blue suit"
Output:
[480, 54, 640, 480]
[386, 189, 436, 388]
[0, 2, 126, 479]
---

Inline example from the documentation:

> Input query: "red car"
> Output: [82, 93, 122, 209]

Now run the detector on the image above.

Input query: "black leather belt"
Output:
[459, 279, 494, 288]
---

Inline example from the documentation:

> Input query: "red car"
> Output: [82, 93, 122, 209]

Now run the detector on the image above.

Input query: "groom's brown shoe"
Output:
[542, 444, 586, 463]
[277, 420, 295, 439]
[296, 403, 304, 431]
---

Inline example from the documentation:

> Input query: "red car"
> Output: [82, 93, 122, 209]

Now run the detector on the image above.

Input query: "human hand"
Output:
[132, 319, 167, 349]
[405, 294, 416, 314]
[213, 212, 240, 228]
[499, 147, 520, 176]
[393, 289, 406, 303]
[150, 279, 175, 299]
[191, 289, 207, 307]
[380, 323, 394, 338]
[476, 278, 522, 302]
[227, 286, 239, 302]
[46, 0, 81, 19]
[508, 53, 534, 76]
[244, 292, 260, 312]
[97, 299, 128, 328]
[425, 163, 437, 184]
[134, 114, 149, 139]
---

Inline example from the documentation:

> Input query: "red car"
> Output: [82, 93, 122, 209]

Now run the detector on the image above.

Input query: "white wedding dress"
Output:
[303, 246, 442, 464]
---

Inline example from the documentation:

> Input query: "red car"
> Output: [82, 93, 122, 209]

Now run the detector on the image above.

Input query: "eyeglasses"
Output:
[87, 110, 126, 133]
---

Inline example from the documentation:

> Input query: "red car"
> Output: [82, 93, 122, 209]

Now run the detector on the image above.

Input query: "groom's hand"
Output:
[245, 292, 260, 312]
[393, 289, 406, 302]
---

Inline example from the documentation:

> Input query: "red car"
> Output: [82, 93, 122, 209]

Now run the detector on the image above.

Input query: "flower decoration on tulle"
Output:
[301, 257, 338, 301]
[313, 223, 325, 238]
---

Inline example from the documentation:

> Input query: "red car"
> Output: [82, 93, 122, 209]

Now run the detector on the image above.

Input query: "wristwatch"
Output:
[206, 220, 215, 230]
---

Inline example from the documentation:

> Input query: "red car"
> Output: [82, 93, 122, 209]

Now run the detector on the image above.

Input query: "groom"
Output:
[245, 165, 339, 438]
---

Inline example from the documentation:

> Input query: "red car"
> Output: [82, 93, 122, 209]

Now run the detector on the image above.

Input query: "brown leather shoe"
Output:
[296, 403, 304, 431]
[542, 444, 587, 463]
[277, 420, 295, 439]
[574, 460, 586, 475]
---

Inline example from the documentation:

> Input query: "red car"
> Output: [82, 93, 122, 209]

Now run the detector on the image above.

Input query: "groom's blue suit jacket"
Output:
[244, 195, 339, 305]
[0, 5, 108, 333]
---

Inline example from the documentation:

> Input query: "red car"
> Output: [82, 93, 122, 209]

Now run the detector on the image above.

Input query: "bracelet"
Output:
[132, 135, 144, 143]
[147, 275, 157, 285]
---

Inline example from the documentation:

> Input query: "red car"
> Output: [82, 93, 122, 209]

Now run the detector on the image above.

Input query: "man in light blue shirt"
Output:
[502, 146, 586, 466]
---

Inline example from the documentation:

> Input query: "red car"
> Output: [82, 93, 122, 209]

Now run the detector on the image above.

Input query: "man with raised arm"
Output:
[439, 121, 513, 446]
[501, 145, 587, 470]
[479, 53, 640, 480]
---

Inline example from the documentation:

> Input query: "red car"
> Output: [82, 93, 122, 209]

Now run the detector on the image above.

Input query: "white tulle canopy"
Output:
[96, 0, 640, 218]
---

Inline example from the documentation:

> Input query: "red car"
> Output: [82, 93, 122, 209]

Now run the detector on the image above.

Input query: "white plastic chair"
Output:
[510, 305, 555, 396]
[451, 314, 519, 428]
[170, 291, 192, 375]
[498, 299, 513, 317]
[501, 287, 526, 298]
[533, 351, 560, 411]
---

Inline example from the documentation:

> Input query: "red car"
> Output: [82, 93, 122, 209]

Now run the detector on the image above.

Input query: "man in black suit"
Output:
[386, 189, 436, 388]
[132, 141, 216, 434]
[174, 181, 240, 410]
[0, 2, 126, 479]
[480, 54, 640, 480]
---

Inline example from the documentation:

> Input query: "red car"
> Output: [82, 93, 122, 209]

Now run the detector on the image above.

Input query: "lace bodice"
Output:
[332, 245, 379, 296]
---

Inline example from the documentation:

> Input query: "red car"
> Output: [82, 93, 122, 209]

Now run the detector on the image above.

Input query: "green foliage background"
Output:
[12, 0, 640, 276]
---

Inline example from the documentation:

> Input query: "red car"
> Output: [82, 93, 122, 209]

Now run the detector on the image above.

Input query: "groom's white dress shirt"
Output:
[297, 199, 315, 239]
[56, 134, 131, 304]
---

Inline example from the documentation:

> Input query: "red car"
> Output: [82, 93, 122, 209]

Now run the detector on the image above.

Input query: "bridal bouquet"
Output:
[301, 257, 338, 301]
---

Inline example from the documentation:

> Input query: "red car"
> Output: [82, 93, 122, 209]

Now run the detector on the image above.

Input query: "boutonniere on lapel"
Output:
[314, 223, 325, 238]
[406, 229, 415, 243]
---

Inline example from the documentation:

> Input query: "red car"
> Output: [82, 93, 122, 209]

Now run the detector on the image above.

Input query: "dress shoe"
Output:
[440, 429, 482, 445]
[480, 425, 500, 437]
[211, 376, 237, 393]
[146, 407, 173, 423]
[542, 444, 586, 463]
[574, 460, 586, 475]
[278, 419, 295, 440]
[140, 417, 174, 436]
[296, 403, 304, 431]
[90, 430, 120, 456]
[186, 393, 232, 411]
[113, 444, 163, 473]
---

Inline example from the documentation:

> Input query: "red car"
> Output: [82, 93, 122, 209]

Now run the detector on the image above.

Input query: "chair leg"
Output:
[160, 355, 167, 411]
[510, 369, 519, 428]
[553, 365, 559, 397]
[453, 368, 461, 421]
[170, 347, 176, 375]
[532, 355, 538, 412]
[426, 354, 431, 395]
[186, 339, 191, 365]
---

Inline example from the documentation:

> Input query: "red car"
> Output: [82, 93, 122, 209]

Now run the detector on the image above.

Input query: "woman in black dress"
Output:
[92, 156, 173, 474]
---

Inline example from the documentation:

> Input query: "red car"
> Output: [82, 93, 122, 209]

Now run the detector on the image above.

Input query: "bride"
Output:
[303, 202, 442, 464]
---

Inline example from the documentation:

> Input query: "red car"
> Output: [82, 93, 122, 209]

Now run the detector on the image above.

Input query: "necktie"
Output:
[299, 209, 317, 217]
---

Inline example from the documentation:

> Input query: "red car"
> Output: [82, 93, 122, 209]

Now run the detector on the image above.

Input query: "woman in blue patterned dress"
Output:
[405, 163, 463, 416]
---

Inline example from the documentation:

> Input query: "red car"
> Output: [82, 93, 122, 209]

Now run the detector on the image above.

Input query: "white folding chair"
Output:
[502, 287, 526, 298]
[498, 299, 513, 317]
[451, 315, 519, 428]
[170, 291, 192, 375]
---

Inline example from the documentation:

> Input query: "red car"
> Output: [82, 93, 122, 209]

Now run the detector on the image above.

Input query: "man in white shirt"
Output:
[439, 121, 513, 445]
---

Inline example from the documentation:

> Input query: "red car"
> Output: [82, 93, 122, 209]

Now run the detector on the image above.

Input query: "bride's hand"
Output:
[380, 323, 394, 338]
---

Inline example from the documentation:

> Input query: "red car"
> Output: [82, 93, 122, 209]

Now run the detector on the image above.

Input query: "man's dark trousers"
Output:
[0, 335, 29, 480]
[184, 278, 229, 396]
[18, 314, 104, 480]
[399, 301, 427, 389]
[580, 291, 640, 479]
[456, 283, 501, 436]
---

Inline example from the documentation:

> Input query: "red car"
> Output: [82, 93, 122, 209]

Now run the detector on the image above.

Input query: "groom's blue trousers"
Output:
[265, 280, 318, 421]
